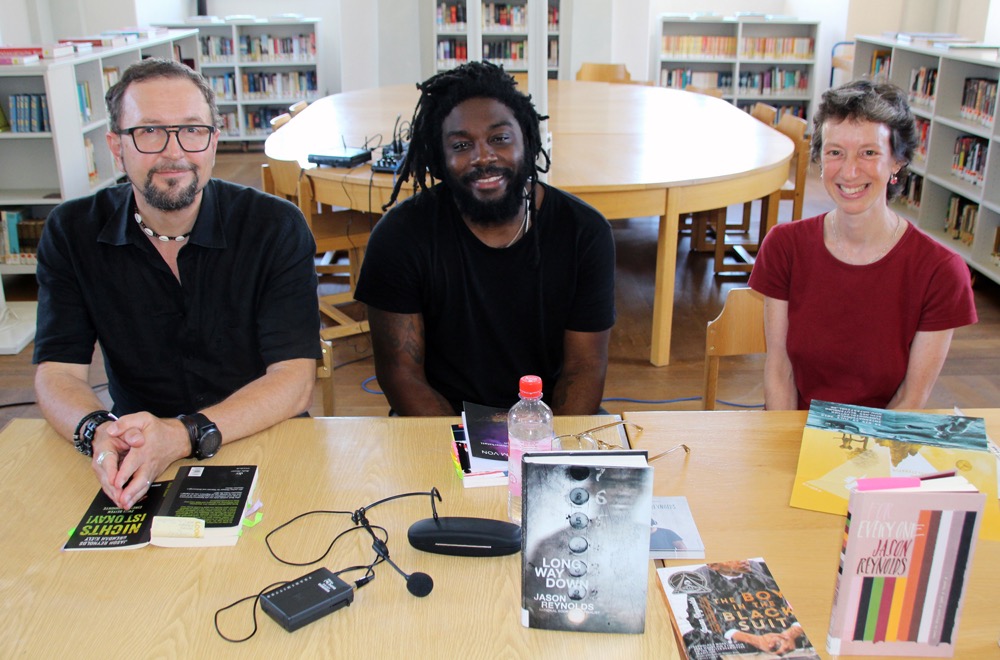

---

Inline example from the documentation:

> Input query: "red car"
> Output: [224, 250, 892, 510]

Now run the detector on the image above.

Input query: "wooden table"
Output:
[265, 82, 794, 366]
[0, 417, 677, 659]
[624, 409, 1000, 659]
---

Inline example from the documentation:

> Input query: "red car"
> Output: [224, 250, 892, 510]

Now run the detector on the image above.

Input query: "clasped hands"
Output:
[90, 413, 190, 510]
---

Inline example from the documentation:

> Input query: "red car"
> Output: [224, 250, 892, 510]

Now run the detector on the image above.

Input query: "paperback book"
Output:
[650, 496, 705, 559]
[826, 475, 984, 657]
[521, 450, 652, 633]
[789, 401, 999, 540]
[449, 423, 507, 488]
[658, 558, 820, 659]
[64, 465, 259, 550]
[454, 401, 509, 487]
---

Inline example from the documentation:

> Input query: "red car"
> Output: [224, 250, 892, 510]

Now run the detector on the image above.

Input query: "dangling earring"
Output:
[890, 172, 899, 185]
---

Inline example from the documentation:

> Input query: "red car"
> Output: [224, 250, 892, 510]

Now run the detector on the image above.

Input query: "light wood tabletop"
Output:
[624, 409, 1000, 659]
[264, 81, 794, 367]
[0, 416, 677, 659]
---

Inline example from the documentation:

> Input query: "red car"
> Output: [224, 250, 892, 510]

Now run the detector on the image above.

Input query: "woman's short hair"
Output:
[811, 80, 918, 200]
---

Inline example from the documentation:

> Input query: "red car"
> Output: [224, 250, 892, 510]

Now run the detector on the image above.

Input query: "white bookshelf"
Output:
[433, 1, 564, 82]
[157, 18, 323, 142]
[0, 29, 199, 353]
[854, 35, 1000, 285]
[657, 15, 817, 124]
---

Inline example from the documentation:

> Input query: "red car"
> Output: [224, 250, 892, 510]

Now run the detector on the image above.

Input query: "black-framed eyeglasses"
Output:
[552, 420, 690, 462]
[118, 124, 217, 154]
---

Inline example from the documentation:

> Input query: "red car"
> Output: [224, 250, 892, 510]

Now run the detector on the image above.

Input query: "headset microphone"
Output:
[381, 552, 434, 597]
[367, 527, 434, 597]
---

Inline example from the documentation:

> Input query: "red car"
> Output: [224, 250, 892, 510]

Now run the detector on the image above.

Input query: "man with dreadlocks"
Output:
[355, 62, 615, 415]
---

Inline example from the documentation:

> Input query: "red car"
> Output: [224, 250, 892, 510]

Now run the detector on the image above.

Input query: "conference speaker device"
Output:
[407, 516, 521, 557]
[260, 567, 354, 632]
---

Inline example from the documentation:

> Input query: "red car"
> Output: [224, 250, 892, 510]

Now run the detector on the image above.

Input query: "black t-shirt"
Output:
[355, 182, 615, 412]
[33, 180, 321, 417]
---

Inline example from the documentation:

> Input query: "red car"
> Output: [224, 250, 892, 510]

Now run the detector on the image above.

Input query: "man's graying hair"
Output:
[105, 58, 221, 133]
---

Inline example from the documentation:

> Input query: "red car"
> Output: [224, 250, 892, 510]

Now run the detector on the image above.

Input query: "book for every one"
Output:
[64, 465, 259, 550]
[826, 475, 984, 657]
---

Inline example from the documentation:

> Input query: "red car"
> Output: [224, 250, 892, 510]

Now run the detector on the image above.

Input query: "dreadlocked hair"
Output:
[384, 61, 550, 211]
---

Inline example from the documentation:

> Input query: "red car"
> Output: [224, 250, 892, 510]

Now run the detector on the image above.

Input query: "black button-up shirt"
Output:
[34, 180, 321, 417]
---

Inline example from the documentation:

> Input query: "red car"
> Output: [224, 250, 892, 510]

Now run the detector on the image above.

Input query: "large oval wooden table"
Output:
[265, 81, 793, 366]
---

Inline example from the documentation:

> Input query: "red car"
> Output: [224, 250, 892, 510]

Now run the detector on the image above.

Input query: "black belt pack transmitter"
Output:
[260, 567, 354, 632]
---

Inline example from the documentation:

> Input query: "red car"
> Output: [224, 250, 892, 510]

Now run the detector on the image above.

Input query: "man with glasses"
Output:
[33, 58, 320, 510]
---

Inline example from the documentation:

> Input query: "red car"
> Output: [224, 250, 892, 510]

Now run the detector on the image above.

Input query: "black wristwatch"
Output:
[177, 413, 222, 460]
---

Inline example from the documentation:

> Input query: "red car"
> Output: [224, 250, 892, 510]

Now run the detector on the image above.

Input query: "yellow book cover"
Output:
[790, 401, 999, 540]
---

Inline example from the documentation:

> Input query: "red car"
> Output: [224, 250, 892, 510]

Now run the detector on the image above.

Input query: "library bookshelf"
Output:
[156, 17, 322, 142]
[657, 14, 817, 124]
[433, 1, 564, 83]
[0, 29, 199, 353]
[853, 35, 1000, 284]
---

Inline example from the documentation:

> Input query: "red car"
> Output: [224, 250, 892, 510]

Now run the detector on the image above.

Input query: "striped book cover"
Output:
[826, 476, 984, 656]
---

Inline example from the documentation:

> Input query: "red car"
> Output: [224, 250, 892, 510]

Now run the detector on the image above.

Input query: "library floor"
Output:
[1, 150, 998, 429]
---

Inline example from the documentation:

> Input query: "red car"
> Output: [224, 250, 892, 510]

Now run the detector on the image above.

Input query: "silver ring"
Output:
[146, 481, 151, 488]
[96, 450, 114, 466]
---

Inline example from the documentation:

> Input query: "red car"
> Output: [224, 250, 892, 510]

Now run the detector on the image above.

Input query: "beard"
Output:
[444, 161, 531, 227]
[133, 163, 202, 212]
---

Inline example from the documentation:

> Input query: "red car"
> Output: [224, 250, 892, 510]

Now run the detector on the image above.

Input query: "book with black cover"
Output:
[520, 450, 652, 633]
[64, 465, 258, 550]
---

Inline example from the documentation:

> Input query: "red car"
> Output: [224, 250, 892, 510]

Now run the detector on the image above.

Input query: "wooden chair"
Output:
[288, 100, 309, 117]
[316, 338, 335, 416]
[750, 101, 777, 126]
[712, 112, 809, 276]
[261, 157, 375, 341]
[575, 62, 631, 83]
[703, 288, 766, 410]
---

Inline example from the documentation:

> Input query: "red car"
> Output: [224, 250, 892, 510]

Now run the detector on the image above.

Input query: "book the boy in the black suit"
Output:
[520, 450, 652, 633]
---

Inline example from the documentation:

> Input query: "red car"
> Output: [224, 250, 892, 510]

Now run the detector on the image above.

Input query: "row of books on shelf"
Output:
[951, 135, 987, 185]
[244, 107, 288, 134]
[740, 36, 814, 60]
[870, 49, 892, 80]
[662, 35, 737, 59]
[198, 33, 317, 63]
[660, 69, 733, 91]
[737, 68, 810, 95]
[914, 117, 930, 161]
[960, 78, 996, 128]
[437, 38, 468, 63]
[738, 102, 806, 121]
[945, 194, 978, 245]
[483, 39, 526, 62]
[2, 94, 49, 133]
[0, 208, 43, 265]
[901, 172, 923, 210]
[908, 66, 937, 108]
[436, 2, 468, 30]
[239, 70, 318, 99]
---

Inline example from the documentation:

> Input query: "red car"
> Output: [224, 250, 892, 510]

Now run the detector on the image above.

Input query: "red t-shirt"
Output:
[749, 215, 977, 409]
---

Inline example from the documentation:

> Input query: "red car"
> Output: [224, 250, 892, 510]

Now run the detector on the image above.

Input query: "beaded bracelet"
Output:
[73, 410, 115, 457]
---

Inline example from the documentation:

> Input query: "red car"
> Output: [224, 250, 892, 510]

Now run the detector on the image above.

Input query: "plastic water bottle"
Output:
[507, 375, 554, 525]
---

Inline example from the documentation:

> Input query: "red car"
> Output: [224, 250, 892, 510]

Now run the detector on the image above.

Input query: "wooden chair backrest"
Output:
[703, 288, 766, 410]
[576, 62, 631, 83]
[775, 113, 810, 219]
[686, 85, 724, 98]
[750, 102, 777, 125]
[269, 112, 291, 131]
[317, 338, 334, 416]
[262, 157, 304, 202]
[288, 100, 308, 117]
